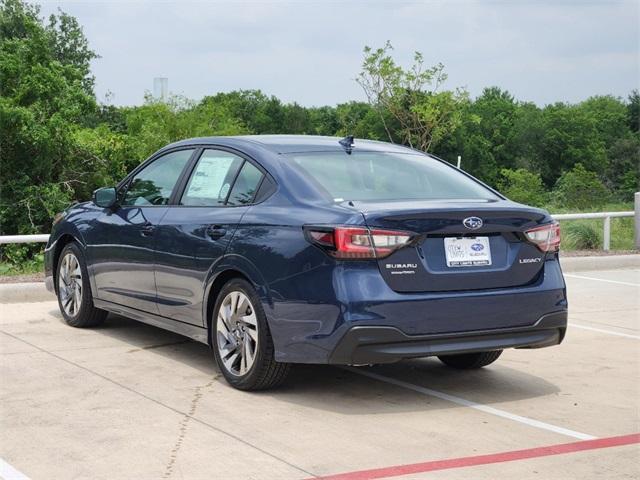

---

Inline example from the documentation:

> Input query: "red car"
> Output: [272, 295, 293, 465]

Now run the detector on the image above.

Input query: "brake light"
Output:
[305, 226, 414, 259]
[525, 222, 561, 252]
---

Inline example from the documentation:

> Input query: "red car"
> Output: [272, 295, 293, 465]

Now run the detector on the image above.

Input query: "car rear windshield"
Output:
[288, 151, 499, 202]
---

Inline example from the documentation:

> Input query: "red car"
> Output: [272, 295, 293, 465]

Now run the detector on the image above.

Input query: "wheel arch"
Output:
[203, 255, 272, 347]
[51, 233, 84, 291]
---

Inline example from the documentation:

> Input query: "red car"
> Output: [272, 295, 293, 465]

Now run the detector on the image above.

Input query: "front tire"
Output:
[56, 242, 107, 328]
[438, 350, 503, 369]
[212, 278, 290, 390]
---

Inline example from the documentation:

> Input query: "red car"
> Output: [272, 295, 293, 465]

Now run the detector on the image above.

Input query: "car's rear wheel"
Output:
[56, 243, 107, 328]
[212, 278, 290, 390]
[438, 350, 503, 369]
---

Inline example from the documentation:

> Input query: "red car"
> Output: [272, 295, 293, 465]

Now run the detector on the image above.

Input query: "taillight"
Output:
[525, 222, 561, 252]
[305, 226, 414, 259]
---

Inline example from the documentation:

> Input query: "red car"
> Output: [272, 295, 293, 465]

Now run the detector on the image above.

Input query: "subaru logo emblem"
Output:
[463, 217, 483, 230]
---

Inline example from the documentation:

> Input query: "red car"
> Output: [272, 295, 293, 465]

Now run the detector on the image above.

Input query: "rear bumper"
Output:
[327, 310, 567, 365]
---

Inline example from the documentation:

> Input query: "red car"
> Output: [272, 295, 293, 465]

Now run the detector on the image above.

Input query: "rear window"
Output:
[288, 152, 499, 202]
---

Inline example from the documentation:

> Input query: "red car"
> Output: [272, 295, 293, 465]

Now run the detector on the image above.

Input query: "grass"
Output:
[0, 256, 44, 277]
[557, 216, 635, 251]
[549, 202, 636, 251]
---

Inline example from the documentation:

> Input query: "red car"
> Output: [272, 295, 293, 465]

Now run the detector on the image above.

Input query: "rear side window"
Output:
[180, 150, 243, 206]
[289, 152, 498, 202]
[227, 162, 264, 206]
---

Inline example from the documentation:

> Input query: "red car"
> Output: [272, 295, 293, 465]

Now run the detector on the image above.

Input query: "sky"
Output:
[38, 0, 640, 107]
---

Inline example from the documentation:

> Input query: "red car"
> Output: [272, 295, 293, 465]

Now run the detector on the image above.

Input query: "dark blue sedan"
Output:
[45, 135, 567, 390]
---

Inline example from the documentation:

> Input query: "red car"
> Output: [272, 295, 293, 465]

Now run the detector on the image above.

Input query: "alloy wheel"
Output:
[58, 252, 82, 316]
[216, 291, 259, 376]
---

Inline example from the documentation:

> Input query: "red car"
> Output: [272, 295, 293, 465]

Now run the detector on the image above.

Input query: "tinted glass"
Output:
[289, 152, 498, 202]
[181, 150, 243, 206]
[227, 162, 263, 206]
[254, 175, 276, 203]
[123, 150, 193, 206]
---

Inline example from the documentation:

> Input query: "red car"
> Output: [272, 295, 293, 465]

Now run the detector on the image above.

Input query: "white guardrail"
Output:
[0, 210, 636, 251]
[551, 211, 634, 251]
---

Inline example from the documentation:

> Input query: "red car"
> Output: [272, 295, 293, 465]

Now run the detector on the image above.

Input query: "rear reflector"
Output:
[305, 226, 414, 259]
[525, 222, 561, 252]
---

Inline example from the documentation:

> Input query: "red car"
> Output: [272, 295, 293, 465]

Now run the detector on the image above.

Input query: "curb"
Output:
[0, 254, 638, 304]
[0, 283, 55, 304]
[559, 254, 640, 272]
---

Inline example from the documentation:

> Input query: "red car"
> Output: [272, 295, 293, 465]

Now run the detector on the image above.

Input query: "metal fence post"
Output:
[603, 216, 611, 251]
[635, 192, 640, 250]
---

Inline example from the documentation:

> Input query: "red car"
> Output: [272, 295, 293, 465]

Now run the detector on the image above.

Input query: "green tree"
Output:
[606, 135, 640, 200]
[307, 105, 339, 136]
[497, 168, 548, 207]
[201, 90, 285, 134]
[0, 0, 97, 235]
[553, 163, 610, 209]
[356, 41, 468, 151]
[122, 94, 247, 162]
[334, 101, 392, 140]
[439, 87, 516, 185]
[580, 95, 629, 148]
[535, 103, 607, 185]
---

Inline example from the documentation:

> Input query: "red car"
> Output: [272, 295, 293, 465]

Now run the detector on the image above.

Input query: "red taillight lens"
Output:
[305, 226, 414, 259]
[525, 222, 561, 252]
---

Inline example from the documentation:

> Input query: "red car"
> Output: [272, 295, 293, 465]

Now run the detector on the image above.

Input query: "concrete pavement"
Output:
[1, 268, 638, 480]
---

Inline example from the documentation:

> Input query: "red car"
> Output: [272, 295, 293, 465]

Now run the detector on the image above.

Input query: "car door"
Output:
[154, 148, 266, 325]
[87, 148, 195, 313]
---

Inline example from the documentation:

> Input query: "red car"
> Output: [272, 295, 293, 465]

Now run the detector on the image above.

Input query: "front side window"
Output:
[180, 150, 244, 206]
[288, 152, 499, 202]
[122, 149, 193, 206]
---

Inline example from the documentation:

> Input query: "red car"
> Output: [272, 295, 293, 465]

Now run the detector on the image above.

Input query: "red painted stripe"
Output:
[311, 433, 640, 480]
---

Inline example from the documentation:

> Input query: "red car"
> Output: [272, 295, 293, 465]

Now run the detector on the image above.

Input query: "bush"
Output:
[563, 222, 601, 250]
[497, 168, 548, 207]
[553, 163, 610, 209]
[0, 244, 44, 275]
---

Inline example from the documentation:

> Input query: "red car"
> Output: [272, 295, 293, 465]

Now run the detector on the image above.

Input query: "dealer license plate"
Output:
[444, 236, 492, 267]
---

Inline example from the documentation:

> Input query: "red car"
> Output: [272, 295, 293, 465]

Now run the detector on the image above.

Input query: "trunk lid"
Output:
[355, 199, 552, 293]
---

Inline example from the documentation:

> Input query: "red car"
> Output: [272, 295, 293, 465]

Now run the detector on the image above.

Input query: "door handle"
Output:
[141, 223, 155, 236]
[206, 225, 227, 240]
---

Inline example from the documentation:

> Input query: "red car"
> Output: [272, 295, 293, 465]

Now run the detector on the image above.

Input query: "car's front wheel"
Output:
[212, 278, 290, 390]
[438, 350, 502, 369]
[56, 242, 107, 328]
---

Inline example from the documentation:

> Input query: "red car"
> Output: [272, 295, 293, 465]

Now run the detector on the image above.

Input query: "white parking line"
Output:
[346, 367, 597, 441]
[571, 323, 640, 340]
[0, 458, 31, 480]
[564, 274, 639, 287]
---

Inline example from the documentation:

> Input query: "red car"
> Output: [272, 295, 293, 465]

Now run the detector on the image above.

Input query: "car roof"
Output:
[166, 135, 419, 155]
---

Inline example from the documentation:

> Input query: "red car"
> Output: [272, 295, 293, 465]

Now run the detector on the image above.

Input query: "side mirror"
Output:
[93, 187, 118, 209]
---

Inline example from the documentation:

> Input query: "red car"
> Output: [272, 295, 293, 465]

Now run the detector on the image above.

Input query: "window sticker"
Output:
[186, 156, 234, 200]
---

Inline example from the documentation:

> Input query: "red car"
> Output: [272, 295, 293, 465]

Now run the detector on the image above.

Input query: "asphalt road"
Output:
[1, 268, 638, 480]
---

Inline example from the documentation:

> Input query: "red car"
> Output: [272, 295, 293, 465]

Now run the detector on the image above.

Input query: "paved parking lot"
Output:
[1, 268, 639, 480]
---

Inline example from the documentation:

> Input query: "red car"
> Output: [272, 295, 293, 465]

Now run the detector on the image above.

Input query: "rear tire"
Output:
[438, 350, 502, 369]
[212, 278, 290, 390]
[56, 242, 107, 328]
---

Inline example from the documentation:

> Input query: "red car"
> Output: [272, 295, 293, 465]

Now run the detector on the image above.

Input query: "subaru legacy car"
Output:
[45, 135, 567, 390]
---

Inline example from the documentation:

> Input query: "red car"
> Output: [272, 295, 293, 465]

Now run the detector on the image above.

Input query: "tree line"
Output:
[1, 0, 639, 253]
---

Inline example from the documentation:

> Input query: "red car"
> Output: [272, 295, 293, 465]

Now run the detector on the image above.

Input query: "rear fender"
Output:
[202, 254, 272, 332]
